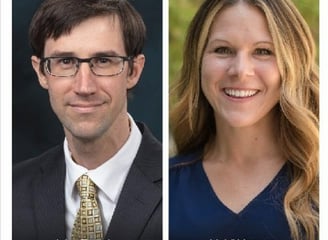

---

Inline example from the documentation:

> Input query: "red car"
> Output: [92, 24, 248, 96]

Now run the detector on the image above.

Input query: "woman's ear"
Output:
[127, 54, 145, 89]
[31, 56, 49, 89]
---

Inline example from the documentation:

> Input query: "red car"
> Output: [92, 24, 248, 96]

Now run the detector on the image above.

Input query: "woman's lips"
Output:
[224, 88, 259, 98]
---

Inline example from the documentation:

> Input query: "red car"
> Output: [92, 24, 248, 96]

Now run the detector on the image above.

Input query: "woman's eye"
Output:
[255, 48, 273, 55]
[214, 47, 233, 55]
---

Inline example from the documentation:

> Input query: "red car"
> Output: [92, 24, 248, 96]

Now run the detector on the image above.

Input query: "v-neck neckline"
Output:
[198, 161, 287, 216]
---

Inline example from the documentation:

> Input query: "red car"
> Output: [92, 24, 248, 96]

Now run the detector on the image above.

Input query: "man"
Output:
[13, 0, 162, 239]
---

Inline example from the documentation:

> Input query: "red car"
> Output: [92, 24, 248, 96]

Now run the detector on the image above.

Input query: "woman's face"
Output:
[201, 2, 281, 128]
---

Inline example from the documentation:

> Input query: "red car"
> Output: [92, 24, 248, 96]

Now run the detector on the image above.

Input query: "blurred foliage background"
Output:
[169, 0, 319, 155]
[169, 0, 319, 86]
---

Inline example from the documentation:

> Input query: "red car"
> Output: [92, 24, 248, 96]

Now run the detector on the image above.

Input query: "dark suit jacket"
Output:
[13, 123, 162, 240]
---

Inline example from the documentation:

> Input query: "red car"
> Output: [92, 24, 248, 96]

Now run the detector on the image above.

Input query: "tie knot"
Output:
[76, 174, 97, 199]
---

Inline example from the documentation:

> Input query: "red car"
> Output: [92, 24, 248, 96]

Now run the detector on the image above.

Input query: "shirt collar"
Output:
[65, 114, 142, 203]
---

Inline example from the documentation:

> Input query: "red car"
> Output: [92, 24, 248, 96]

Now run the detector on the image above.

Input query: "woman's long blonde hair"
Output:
[170, 0, 319, 239]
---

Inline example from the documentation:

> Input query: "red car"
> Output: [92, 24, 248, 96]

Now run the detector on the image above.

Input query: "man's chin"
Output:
[63, 124, 109, 142]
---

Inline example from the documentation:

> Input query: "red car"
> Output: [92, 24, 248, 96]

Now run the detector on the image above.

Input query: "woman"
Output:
[169, 0, 318, 239]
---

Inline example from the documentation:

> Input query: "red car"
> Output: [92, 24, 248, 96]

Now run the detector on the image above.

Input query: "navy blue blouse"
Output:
[169, 153, 292, 240]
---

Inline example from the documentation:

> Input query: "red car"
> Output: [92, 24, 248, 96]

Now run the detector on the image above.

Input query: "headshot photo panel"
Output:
[13, 0, 163, 164]
[12, 0, 162, 239]
[169, 0, 319, 239]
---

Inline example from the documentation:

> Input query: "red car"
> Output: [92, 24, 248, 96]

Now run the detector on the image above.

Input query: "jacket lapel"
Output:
[106, 165, 161, 239]
[33, 146, 67, 240]
[105, 123, 162, 240]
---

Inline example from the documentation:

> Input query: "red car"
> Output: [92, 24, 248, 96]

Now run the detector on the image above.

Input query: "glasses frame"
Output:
[40, 55, 133, 77]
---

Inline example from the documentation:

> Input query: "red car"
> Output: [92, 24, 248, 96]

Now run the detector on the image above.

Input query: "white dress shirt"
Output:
[64, 115, 142, 239]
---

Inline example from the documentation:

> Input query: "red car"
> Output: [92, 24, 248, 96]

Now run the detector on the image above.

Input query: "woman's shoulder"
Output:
[169, 151, 202, 168]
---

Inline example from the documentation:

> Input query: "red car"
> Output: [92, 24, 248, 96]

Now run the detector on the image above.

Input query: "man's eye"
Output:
[97, 57, 111, 63]
[94, 57, 122, 66]
[58, 58, 75, 65]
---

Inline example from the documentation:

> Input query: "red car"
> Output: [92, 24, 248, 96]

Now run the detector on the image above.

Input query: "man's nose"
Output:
[73, 62, 97, 95]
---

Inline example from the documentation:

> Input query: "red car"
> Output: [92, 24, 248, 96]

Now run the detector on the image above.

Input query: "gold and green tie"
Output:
[71, 174, 104, 240]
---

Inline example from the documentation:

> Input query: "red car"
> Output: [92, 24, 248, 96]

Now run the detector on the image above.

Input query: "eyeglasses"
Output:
[41, 56, 133, 77]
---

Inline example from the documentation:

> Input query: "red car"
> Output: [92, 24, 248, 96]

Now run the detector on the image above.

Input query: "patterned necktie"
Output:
[71, 174, 104, 240]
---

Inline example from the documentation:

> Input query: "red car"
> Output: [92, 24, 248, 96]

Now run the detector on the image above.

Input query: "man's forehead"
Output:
[43, 15, 126, 56]
[49, 14, 122, 40]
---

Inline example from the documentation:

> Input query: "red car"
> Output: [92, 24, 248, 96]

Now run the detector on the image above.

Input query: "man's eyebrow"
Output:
[93, 50, 122, 57]
[46, 51, 76, 57]
[46, 50, 123, 57]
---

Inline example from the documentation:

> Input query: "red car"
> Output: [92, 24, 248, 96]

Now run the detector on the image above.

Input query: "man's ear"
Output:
[127, 54, 145, 89]
[31, 56, 49, 89]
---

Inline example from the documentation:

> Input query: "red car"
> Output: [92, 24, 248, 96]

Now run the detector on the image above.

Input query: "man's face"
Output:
[32, 15, 145, 142]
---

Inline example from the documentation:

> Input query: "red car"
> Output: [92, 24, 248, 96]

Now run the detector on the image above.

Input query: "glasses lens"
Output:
[91, 56, 124, 76]
[47, 57, 77, 77]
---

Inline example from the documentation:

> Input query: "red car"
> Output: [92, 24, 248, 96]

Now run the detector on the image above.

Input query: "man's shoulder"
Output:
[135, 122, 162, 182]
[13, 144, 64, 182]
[137, 122, 161, 145]
[137, 121, 162, 157]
